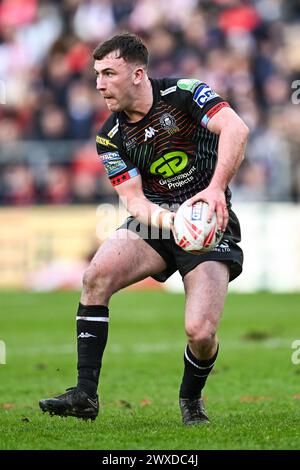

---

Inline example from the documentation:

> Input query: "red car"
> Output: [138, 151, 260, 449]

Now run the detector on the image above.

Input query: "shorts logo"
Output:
[213, 239, 230, 252]
[159, 113, 179, 135]
[150, 151, 188, 178]
[193, 84, 218, 108]
[96, 135, 118, 149]
[100, 152, 126, 177]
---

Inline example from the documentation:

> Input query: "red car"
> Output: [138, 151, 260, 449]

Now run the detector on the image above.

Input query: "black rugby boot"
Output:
[179, 397, 209, 425]
[39, 387, 98, 420]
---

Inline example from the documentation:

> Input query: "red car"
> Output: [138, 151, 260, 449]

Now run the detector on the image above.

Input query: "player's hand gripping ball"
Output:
[174, 201, 223, 254]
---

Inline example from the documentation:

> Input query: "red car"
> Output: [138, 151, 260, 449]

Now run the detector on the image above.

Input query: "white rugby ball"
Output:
[174, 201, 223, 254]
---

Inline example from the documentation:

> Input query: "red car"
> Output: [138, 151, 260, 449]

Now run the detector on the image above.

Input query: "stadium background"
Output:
[1, 0, 300, 452]
[0, 0, 300, 291]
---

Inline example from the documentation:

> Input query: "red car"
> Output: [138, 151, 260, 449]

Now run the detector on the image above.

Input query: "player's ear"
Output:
[132, 66, 145, 85]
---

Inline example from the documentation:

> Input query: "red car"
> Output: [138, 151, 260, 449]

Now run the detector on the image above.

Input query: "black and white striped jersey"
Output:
[96, 77, 231, 207]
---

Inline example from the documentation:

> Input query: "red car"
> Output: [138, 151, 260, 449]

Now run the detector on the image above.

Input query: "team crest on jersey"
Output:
[144, 126, 158, 141]
[159, 113, 179, 135]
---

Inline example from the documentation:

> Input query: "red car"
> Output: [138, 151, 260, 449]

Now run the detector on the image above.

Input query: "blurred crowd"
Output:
[0, 0, 300, 205]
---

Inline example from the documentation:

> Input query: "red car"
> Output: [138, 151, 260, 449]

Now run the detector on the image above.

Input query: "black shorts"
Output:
[118, 209, 243, 283]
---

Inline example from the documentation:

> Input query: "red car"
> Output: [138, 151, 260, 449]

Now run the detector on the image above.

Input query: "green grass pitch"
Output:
[0, 290, 300, 450]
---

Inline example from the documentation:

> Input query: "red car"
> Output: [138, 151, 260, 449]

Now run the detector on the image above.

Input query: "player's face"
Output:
[94, 52, 137, 112]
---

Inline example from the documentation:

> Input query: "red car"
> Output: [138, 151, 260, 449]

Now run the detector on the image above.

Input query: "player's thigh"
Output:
[183, 261, 229, 331]
[89, 229, 167, 290]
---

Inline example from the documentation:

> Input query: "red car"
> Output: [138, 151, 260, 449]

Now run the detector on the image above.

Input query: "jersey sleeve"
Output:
[96, 116, 140, 187]
[176, 78, 231, 129]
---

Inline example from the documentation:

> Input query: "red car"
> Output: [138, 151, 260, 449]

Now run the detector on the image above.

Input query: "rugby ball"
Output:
[174, 201, 223, 254]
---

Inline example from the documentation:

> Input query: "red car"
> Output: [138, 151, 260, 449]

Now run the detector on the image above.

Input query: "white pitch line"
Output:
[6, 337, 291, 357]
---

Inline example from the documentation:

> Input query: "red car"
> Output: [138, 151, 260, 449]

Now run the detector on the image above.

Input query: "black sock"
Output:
[76, 302, 109, 396]
[179, 344, 219, 399]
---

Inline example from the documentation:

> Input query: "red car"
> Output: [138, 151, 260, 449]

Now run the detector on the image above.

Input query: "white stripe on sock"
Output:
[184, 346, 216, 370]
[76, 316, 109, 322]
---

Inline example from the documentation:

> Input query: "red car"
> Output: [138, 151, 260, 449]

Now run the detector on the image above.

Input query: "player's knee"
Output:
[82, 264, 114, 296]
[185, 323, 216, 347]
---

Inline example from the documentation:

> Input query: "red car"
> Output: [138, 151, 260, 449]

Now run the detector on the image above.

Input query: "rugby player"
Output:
[39, 33, 249, 425]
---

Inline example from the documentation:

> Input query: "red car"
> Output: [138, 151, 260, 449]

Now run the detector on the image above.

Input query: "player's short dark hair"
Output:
[93, 33, 149, 68]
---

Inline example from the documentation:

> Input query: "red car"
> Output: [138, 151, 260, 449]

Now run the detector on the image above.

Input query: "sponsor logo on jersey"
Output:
[159, 113, 179, 135]
[125, 137, 137, 150]
[96, 135, 118, 149]
[159, 166, 196, 189]
[177, 79, 201, 93]
[193, 84, 218, 108]
[144, 126, 158, 141]
[150, 151, 188, 178]
[160, 85, 177, 96]
[108, 120, 119, 138]
[100, 152, 126, 177]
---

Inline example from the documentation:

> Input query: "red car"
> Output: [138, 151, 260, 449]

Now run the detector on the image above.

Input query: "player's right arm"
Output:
[113, 173, 174, 230]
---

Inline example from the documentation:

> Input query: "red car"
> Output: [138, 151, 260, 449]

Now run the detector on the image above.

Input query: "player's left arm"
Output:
[188, 106, 249, 232]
